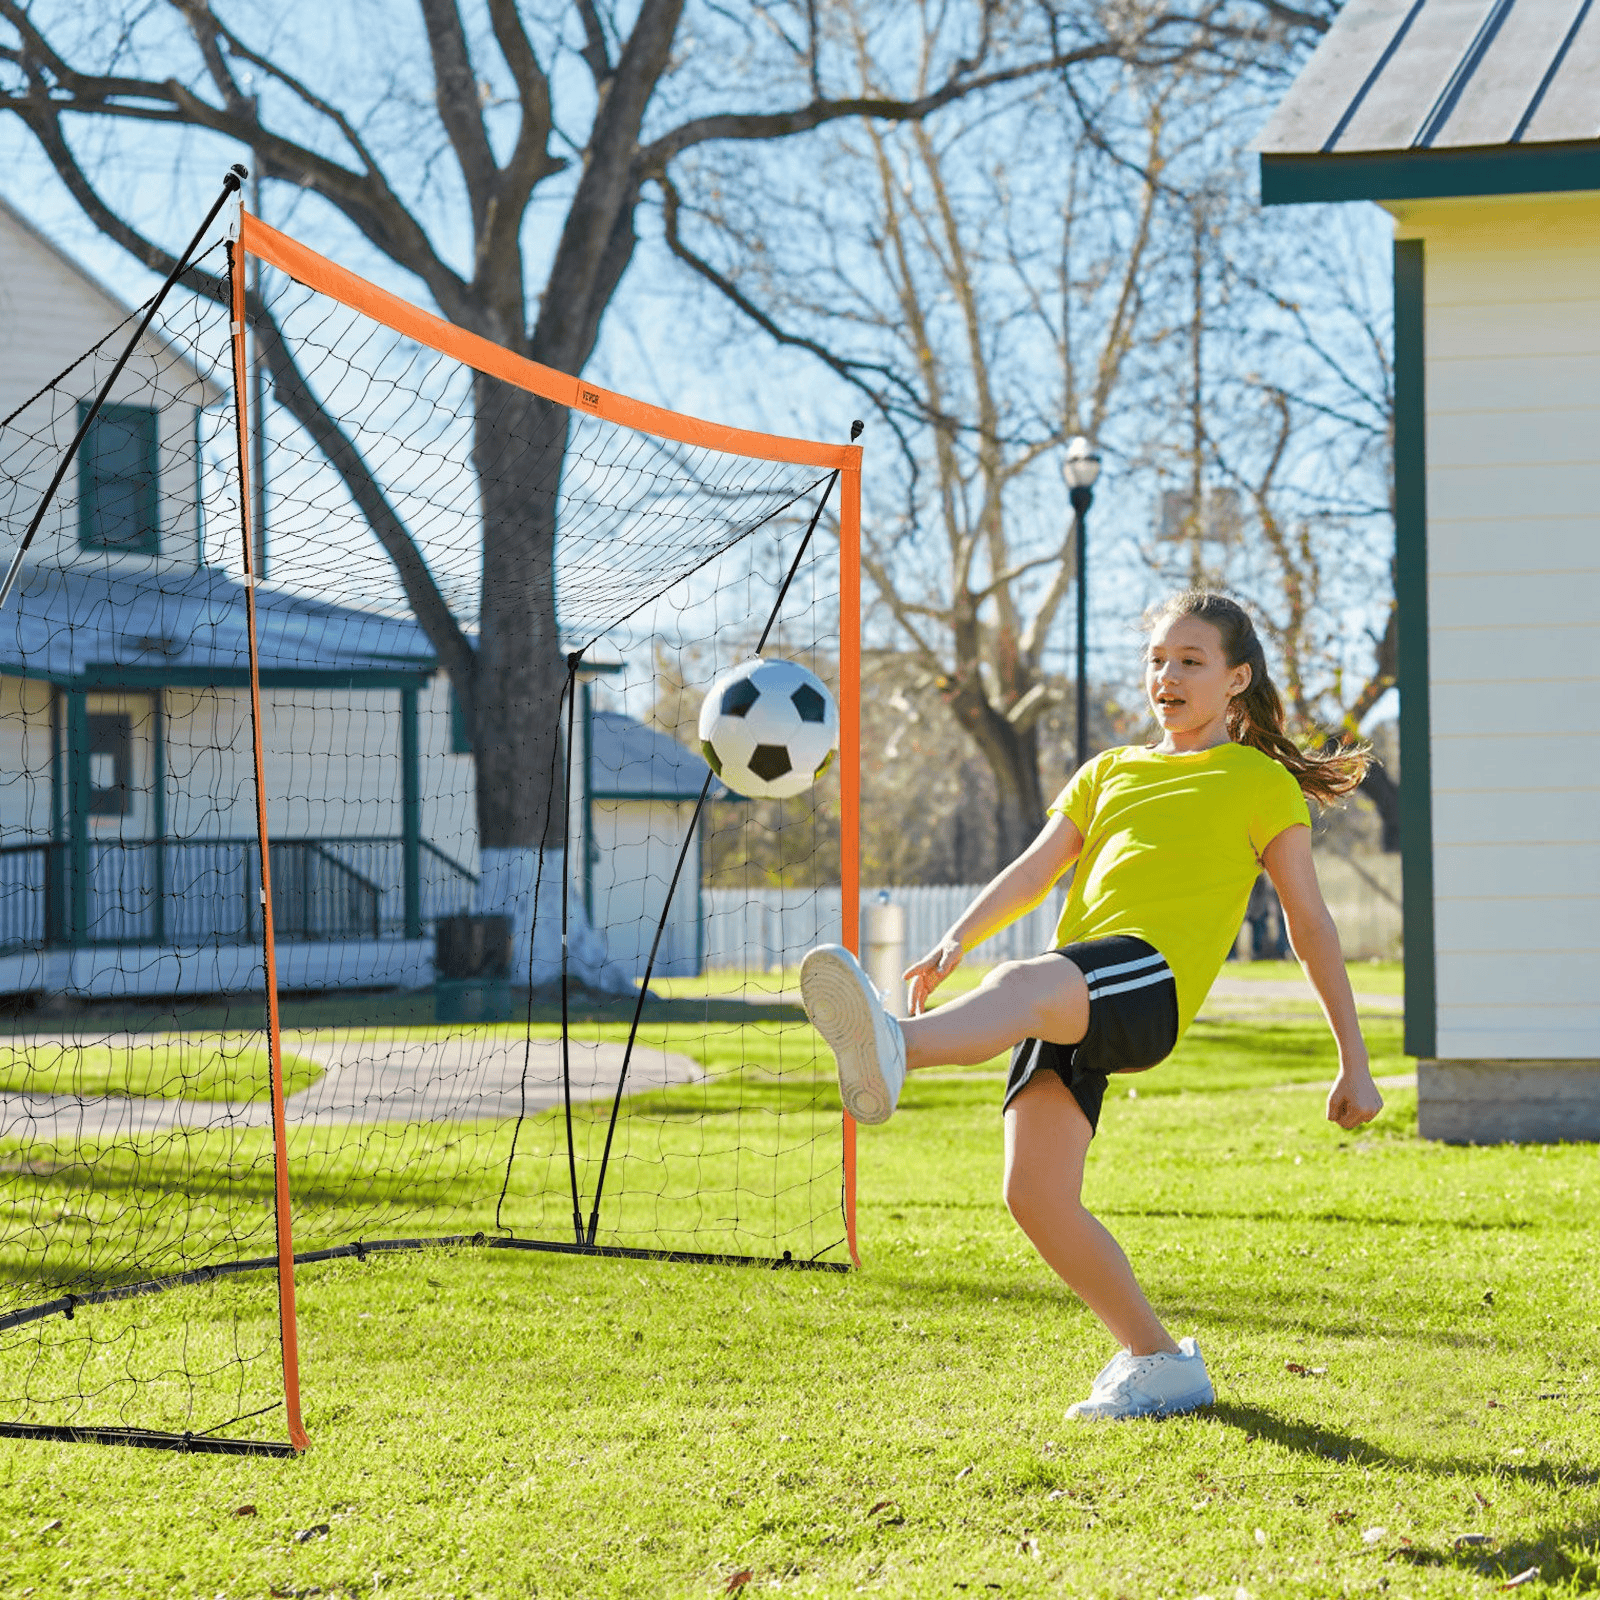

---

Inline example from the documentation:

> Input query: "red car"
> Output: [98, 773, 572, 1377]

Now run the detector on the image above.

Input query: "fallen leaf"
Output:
[1310, 1366, 1328, 1375]
[1235, 1588, 1253, 1600]
[1487, 1399, 1500, 1408]
[1019, 1537, 1039, 1560]
[39, 1519, 62, 1534]
[1046, 1489, 1067, 1501]
[1284, 1361, 1308, 1374]
[1475, 1492, 1493, 1509]
[233, 1504, 257, 1518]
[1328, 1510, 1356, 1526]
[867, 1500, 894, 1517]
[723, 1572, 753, 1595]
[1361, 1526, 1388, 1544]
[293, 1523, 330, 1544]
[955, 1465, 974, 1481]
[1453, 1534, 1491, 1550]
[1502, 1569, 1540, 1590]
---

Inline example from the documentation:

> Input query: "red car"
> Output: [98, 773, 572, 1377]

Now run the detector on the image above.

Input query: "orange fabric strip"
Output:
[237, 213, 862, 474]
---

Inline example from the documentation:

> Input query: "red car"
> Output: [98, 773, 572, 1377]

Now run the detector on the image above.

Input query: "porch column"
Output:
[65, 688, 88, 948]
[401, 686, 421, 940]
[151, 689, 166, 946]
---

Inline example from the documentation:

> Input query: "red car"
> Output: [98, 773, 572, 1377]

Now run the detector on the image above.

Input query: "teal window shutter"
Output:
[79, 403, 159, 553]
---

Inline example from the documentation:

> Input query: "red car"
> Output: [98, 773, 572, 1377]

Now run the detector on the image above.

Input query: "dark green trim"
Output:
[65, 690, 88, 948]
[150, 690, 166, 947]
[448, 684, 472, 754]
[77, 402, 160, 554]
[1261, 143, 1600, 206]
[401, 687, 421, 940]
[1394, 238, 1436, 1060]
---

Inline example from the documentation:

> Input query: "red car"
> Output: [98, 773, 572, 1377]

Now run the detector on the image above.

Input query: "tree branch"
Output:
[419, 0, 499, 226]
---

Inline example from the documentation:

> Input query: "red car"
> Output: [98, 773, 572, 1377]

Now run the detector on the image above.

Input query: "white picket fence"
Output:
[702, 885, 1062, 972]
[701, 852, 1401, 971]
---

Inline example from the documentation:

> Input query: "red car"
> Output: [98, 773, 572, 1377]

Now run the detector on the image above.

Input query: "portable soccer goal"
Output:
[0, 173, 861, 1455]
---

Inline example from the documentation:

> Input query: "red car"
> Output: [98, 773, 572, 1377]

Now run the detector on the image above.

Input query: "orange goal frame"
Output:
[230, 207, 864, 1449]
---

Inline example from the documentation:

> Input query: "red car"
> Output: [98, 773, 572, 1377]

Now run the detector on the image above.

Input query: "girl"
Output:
[799, 590, 1385, 1421]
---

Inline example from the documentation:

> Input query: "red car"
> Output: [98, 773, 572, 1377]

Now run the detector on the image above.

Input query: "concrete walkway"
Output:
[0, 1033, 703, 1143]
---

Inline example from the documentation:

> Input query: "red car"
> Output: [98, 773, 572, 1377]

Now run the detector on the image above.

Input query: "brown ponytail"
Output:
[1144, 590, 1371, 807]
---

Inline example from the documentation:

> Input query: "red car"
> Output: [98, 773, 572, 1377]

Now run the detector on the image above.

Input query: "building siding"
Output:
[1394, 192, 1600, 1061]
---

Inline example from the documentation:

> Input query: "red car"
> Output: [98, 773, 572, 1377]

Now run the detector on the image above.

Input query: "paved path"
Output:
[0, 1034, 703, 1143]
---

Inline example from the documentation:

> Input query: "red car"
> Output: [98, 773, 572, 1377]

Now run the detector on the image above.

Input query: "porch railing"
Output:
[0, 837, 477, 952]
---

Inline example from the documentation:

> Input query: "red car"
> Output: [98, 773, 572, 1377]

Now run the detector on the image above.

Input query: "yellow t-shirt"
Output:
[1047, 743, 1311, 1040]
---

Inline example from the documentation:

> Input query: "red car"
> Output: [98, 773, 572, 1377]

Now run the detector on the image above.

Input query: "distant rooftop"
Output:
[1257, 0, 1600, 204]
[588, 708, 719, 802]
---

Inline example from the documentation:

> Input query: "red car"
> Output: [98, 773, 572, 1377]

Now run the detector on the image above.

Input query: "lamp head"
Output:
[1062, 435, 1102, 491]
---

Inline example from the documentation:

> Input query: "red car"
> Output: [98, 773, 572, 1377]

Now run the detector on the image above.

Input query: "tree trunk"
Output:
[465, 378, 630, 991]
[469, 380, 569, 851]
[944, 680, 1047, 874]
[1360, 762, 1401, 854]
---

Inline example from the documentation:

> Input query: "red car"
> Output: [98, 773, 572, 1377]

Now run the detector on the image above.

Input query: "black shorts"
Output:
[1003, 936, 1179, 1133]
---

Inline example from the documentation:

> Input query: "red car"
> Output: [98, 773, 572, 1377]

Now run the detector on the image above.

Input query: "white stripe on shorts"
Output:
[1081, 950, 1168, 984]
[1086, 968, 1174, 1002]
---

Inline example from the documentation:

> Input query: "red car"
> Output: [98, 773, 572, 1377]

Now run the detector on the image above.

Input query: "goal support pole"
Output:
[839, 452, 861, 1269]
[227, 220, 309, 1454]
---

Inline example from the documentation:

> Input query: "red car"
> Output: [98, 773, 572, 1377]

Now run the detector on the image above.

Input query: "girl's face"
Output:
[1144, 615, 1251, 748]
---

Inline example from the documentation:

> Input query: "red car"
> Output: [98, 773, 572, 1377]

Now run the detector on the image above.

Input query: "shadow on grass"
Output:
[1208, 1400, 1600, 1492]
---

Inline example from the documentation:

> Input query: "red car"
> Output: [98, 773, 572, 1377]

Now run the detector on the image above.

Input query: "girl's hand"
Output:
[1326, 1063, 1384, 1130]
[903, 937, 964, 1016]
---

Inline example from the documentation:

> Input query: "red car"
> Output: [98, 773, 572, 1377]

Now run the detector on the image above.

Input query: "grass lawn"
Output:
[0, 1037, 325, 1101]
[2, 1000, 1597, 1598]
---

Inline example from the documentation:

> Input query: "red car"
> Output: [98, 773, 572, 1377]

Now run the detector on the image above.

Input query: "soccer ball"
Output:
[697, 657, 839, 801]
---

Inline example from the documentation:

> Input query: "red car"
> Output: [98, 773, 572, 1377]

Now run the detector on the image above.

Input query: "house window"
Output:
[78, 403, 159, 553]
[87, 713, 133, 816]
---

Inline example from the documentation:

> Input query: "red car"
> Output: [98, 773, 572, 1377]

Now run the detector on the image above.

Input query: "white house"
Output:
[1256, 0, 1600, 1140]
[0, 197, 712, 996]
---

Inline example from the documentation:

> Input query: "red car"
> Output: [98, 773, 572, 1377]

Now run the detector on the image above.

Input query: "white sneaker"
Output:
[798, 944, 907, 1125]
[1065, 1337, 1215, 1420]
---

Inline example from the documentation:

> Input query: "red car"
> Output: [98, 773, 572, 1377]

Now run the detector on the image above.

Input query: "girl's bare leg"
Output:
[1003, 1072, 1179, 1357]
[901, 955, 1089, 1071]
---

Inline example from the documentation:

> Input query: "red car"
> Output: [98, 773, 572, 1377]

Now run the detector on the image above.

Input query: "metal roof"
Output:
[1256, 0, 1600, 157]
[588, 709, 717, 801]
[0, 563, 435, 683]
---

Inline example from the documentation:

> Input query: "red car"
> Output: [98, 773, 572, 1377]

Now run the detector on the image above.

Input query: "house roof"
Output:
[0, 563, 436, 688]
[1256, 0, 1600, 204]
[588, 709, 719, 801]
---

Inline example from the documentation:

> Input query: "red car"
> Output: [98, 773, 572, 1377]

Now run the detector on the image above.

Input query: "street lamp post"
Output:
[1062, 436, 1102, 768]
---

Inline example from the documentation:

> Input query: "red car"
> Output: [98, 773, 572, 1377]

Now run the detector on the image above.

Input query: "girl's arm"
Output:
[903, 812, 1083, 1015]
[1262, 824, 1384, 1130]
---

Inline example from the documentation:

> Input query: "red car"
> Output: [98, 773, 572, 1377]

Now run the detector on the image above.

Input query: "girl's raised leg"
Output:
[901, 954, 1089, 1071]
[1003, 1072, 1179, 1357]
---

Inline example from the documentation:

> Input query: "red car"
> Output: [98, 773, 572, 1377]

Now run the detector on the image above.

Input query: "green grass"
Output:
[0, 1037, 325, 1101]
[2, 1004, 1597, 1598]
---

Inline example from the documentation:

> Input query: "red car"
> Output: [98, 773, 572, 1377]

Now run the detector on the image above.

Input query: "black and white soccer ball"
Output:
[697, 657, 839, 801]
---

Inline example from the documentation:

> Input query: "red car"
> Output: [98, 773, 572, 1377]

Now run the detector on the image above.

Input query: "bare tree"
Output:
[663, 12, 1324, 870]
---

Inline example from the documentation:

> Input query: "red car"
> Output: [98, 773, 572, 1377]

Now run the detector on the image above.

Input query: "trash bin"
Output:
[434, 913, 514, 1023]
